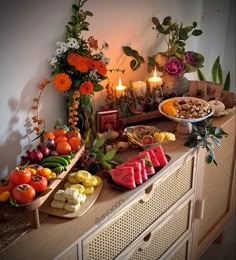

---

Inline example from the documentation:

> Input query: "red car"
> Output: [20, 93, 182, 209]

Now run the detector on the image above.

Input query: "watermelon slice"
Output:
[129, 152, 155, 175]
[135, 159, 148, 181]
[146, 145, 168, 167]
[118, 161, 143, 184]
[109, 167, 136, 189]
[139, 149, 160, 167]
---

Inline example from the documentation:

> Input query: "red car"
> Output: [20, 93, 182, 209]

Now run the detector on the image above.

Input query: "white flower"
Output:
[89, 70, 99, 81]
[67, 38, 80, 49]
[48, 57, 58, 66]
[55, 48, 63, 57]
[101, 56, 110, 65]
[56, 41, 67, 48]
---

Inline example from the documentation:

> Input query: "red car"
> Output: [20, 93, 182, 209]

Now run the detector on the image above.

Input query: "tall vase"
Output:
[79, 97, 96, 148]
[162, 74, 188, 97]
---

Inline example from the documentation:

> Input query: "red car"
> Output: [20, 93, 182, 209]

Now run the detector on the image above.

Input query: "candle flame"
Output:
[118, 77, 122, 86]
[153, 67, 157, 78]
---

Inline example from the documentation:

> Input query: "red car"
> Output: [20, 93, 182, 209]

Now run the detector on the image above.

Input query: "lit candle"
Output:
[148, 68, 163, 92]
[115, 77, 126, 98]
[132, 81, 146, 96]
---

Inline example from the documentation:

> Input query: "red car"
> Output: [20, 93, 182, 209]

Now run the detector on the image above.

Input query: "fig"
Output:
[141, 135, 155, 145]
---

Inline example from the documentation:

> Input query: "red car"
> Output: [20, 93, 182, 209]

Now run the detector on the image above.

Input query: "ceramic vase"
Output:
[162, 74, 189, 97]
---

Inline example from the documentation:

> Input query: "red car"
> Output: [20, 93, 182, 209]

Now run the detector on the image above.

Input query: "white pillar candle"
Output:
[148, 68, 163, 92]
[115, 77, 126, 98]
[132, 81, 146, 96]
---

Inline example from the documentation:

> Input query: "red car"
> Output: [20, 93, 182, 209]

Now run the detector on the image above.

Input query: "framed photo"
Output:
[97, 109, 119, 133]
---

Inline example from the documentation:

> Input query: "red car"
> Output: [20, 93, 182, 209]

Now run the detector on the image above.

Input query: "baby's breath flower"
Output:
[101, 56, 110, 65]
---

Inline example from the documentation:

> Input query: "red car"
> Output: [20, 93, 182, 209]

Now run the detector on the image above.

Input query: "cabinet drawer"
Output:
[124, 197, 193, 260]
[169, 240, 190, 260]
[82, 157, 194, 260]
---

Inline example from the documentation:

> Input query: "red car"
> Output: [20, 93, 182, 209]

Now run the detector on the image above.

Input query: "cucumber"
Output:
[39, 156, 69, 166]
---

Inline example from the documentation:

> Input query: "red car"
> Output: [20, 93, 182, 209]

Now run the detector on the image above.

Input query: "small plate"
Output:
[107, 154, 171, 191]
[123, 125, 163, 149]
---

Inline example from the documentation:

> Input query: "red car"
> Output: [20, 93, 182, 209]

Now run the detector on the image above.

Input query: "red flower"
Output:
[88, 36, 98, 50]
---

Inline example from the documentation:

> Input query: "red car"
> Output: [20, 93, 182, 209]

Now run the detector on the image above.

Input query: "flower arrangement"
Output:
[48, 0, 110, 141]
[123, 16, 204, 78]
[150, 16, 204, 78]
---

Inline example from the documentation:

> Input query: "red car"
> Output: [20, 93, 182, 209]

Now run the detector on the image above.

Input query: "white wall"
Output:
[0, 0, 234, 177]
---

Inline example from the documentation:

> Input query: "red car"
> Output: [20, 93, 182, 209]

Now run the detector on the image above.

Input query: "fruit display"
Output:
[109, 144, 169, 189]
[124, 125, 176, 148]
[21, 127, 81, 163]
[0, 164, 54, 205]
[20, 127, 82, 174]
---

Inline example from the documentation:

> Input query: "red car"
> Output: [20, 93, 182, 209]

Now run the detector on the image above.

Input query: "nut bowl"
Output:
[158, 97, 214, 134]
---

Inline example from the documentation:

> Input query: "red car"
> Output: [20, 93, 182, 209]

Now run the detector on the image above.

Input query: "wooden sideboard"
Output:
[1, 112, 235, 260]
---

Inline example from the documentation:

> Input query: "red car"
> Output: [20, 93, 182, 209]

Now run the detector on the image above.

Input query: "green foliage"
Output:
[152, 16, 203, 56]
[122, 46, 145, 71]
[80, 129, 118, 174]
[122, 15, 204, 75]
[198, 55, 231, 91]
[66, 0, 93, 39]
[197, 69, 206, 80]
[184, 120, 228, 165]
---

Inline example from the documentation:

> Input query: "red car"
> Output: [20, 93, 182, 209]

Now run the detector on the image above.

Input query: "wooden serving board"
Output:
[39, 179, 103, 218]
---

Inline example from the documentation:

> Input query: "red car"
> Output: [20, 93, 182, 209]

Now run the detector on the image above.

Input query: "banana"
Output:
[39, 156, 69, 166]
[52, 166, 65, 175]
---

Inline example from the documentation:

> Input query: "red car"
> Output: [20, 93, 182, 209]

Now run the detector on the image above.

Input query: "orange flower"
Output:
[67, 53, 78, 66]
[79, 81, 93, 95]
[53, 73, 72, 92]
[93, 60, 107, 76]
[67, 54, 91, 73]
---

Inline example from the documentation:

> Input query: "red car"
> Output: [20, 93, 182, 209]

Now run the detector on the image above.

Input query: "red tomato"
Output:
[12, 184, 36, 205]
[28, 175, 48, 193]
[0, 177, 15, 194]
[9, 166, 32, 185]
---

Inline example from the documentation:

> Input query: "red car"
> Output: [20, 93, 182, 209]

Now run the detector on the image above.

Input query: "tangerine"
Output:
[43, 131, 56, 140]
[53, 128, 67, 137]
[68, 136, 81, 150]
[36, 167, 52, 180]
[56, 141, 72, 155]
[54, 136, 68, 145]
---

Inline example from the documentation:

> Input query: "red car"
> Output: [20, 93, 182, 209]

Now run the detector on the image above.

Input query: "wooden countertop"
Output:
[1, 112, 235, 260]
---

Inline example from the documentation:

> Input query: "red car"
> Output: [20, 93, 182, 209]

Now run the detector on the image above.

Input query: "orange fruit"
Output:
[68, 136, 81, 150]
[54, 136, 68, 145]
[53, 128, 67, 138]
[56, 141, 72, 155]
[36, 168, 52, 180]
[66, 128, 82, 139]
[43, 131, 55, 140]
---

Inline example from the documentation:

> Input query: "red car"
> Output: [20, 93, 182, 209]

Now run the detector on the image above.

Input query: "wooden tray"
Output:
[39, 179, 103, 218]
[120, 110, 162, 126]
[0, 146, 85, 228]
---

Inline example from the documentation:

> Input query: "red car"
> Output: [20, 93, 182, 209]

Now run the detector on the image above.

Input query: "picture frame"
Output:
[97, 109, 119, 133]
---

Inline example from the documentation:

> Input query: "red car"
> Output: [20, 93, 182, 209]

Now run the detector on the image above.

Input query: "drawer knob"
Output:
[139, 184, 155, 203]
[195, 199, 205, 220]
